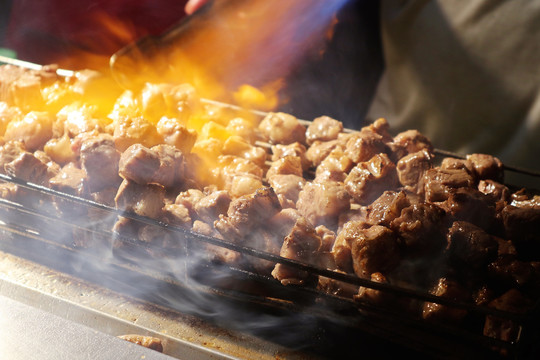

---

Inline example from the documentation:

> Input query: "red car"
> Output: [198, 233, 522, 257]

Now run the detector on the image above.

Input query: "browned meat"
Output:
[296, 181, 351, 229]
[316, 225, 336, 253]
[4, 151, 49, 185]
[266, 155, 303, 178]
[305, 115, 343, 145]
[422, 278, 469, 323]
[218, 155, 264, 198]
[396, 149, 433, 193]
[0, 140, 26, 173]
[149, 144, 185, 189]
[156, 117, 197, 153]
[33, 150, 60, 180]
[350, 225, 400, 279]
[392, 129, 433, 154]
[390, 202, 446, 257]
[118, 143, 160, 185]
[423, 168, 475, 202]
[49, 163, 87, 197]
[364, 118, 393, 142]
[175, 188, 205, 219]
[441, 187, 497, 230]
[344, 129, 387, 164]
[267, 208, 302, 240]
[258, 112, 306, 145]
[305, 139, 340, 168]
[488, 255, 540, 293]
[162, 203, 192, 229]
[194, 190, 231, 223]
[483, 289, 533, 342]
[366, 191, 411, 227]
[440, 157, 474, 174]
[271, 142, 310, 171]
[354, 272, 393, 305]
[478, 179, 510, 203]
[314, 147, 354, 183]
[446, 221, 499, 270]
[214, 187, 281, 242]
[501, 205, 540, 259]
[80, 133, 122, 193]
[113, 115, 162, 152]
[466, 153, 504, 183]
[115, 179, 165, 219]
[332, 220, 370, 273]
[271, 216, 322, 285]
[268, 174, 306, 205]
[337, 204, 369, 233]
[344, 153, 399, 205]
[192, 220, 242, 265]
[118, 334, 163, 352]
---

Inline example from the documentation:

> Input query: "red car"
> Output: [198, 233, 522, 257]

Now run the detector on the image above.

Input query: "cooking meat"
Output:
[314, 147, 354, 183]
[478, 179, 510, 203]
[266, 155, 303, 178]
[258, 112, 306, 145]
[4, 151, 49, 185]
[296, 181, 351, 229]
[175, 188, 205, 219]
[350, 224, 400, 279]
[118, 334, 163, 352]
[34, 150, 61, 180]
[115, 179, 165, 219]
[423, 168, 475, 202]
[149, 144, 185, 189]
[218, 155, 264, 198]
[422, 277, 469, 324]
[156, 116, 197, 153]
[4, 111, 54, 152]
[118, 143, 160, 185]
[501, 204, 540, 259]
[440, 187, 497, 231]
[332, 220, 370, 273]
[0, 140, 26, 172]
[271, 216, 322, 285]
[193, 190, 231, 223]
[440, 157, 474, 174]
[396, 149, 433, 193]
[305, 115, 343, 145]
[315, 225, 336, 253]
[49, 163, 87, 197]
[354, 272, 393, 305]
[488, 255, 540, 293]
[267, 174, 306, 205]
[162, 203, 192, 229]
[466, 153, 504, 183]
[366, 190, 411, 227]
[305, 139, 340, 168]
[392, 129, 434, 155]
[113, 115, 162, 152]
[222, 136, 267, 168]
[344, 129, 387, 164]
[80, 133, 122, 193]
[267, 208, 302, 240]
[344, 153, 399, 205]
[270, 142, 310, 171]
[191, 220, 242, 265]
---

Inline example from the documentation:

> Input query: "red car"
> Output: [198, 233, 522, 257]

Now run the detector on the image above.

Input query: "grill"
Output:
[1, 56, 540, 359]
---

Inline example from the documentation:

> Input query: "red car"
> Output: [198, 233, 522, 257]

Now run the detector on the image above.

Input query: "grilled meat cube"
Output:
[422, 278, 469, 324]
[156, 116, 197, 154]
[118, 335, 163, 353]
[296, 181, 351, 229]
[192, 220, 241, 265]
[175, 188, 205, 219]
[162, 203, 192, 229]
[441, 187, 497, 230]
[305, 139, 340, 168]
[266, 155, 303, 178]
[4, 151, 49, 185]
[350, 225, 400, 279]
[258, 112, 306, 145]
[0, 140, 26, 173]
[440, 157, 474, 174]
[118, 143, 160, 185]
[244, 227, 284, 274]
[354, 272, 393, 305]
[218, 155, 264, 197]
[271, 216, 322, 285]
[194, 190, 231, 223]
[316, 225, 336, 253]
[332, 220, 370, 273]
[34, 150, 60, 180]
[268, 174, 306, 205]
[345, 153, 399, 205]
[446, 221, 499, 270]
[337, 204, 369, 233]
[390, 202, 446, 257]
[466, 153, 504, 183]
[488, 255, 540, 294]
[501, 205, 540, 259]
[150, 144, 185, 189]
[271, 142, 310, 171]
[396, 149, 433, 193]
[4, 111, 54, 152]
[344, 129, 387, 164]
[115, 179, 165, 219]
[215, 187, 281, 241]
[423, 168, 475, 202]
[113, 115, 162, 152]
[49, 163, 87, 197]
[268, 208, 302, 240]
[366, 190, 411, 227]
[80, 133, 122, 193]
[484, 289, 533, 343]
[392, 129, 433, 155]
[478, 179, 510, 203]
[305, 115, 343, 145]
[225, 117, 257, 143]
[364, 118, 393, 142]
[314, 147, 354, 183]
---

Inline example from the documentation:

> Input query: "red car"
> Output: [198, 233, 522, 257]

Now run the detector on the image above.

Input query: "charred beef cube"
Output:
[193, 190, 231, 223]
[396, 149, 433, 193]
[296, 181, 351, 229]
[422, 278, 470, 324]
[305, 115, 343, 145]
[423, 168, 475, 202]
[80, 133, 122, 193]
[305, 139, 340, 168]
[214, 187, 281, 242]
[350, 225, 400, 279]
[466, 153, 504, 183]
[484, 289, 533, 343]
[268, 174, 306, 205]
[345, 153, 399, 206]
[115, 179, 165, 219]
[314, 148, 354, 183]
[501, 205, 540, 259]
[332, 220, 370, 273]
[118, 143, 160, 185]
[366, 190, 411, 227]
[258, 112, 306, 145]
[392, 129, 434, 155]
[266, 155, 303, 178]
[344, 129, 387, 164]
[272, 216, 322, 285]
[440, 157, 475, 174]
[441, 187, 497, 231]
[478, 179, 510, 204]
[150, 144, 185, 189]
[4, 151, 49, 185]
[446, 221, 499, 271]
[271, 142, 310, 171]
[390, 202, 447, 257]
